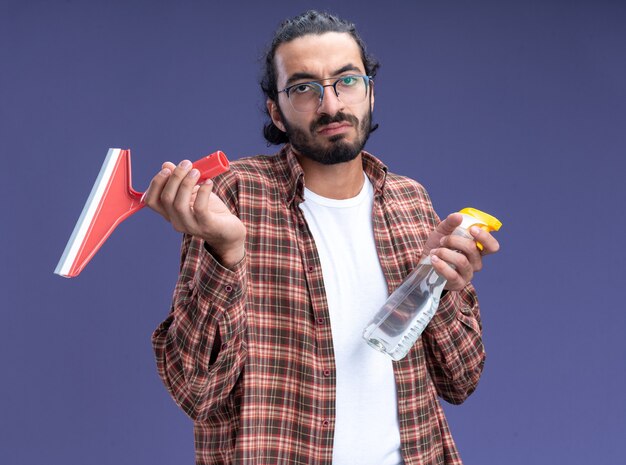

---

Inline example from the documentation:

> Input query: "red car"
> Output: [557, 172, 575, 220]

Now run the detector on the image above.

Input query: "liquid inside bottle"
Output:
[363, 257, 447, 361]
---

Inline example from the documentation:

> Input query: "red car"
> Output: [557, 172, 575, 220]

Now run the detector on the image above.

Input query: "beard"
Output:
[280, 107, 372, 165]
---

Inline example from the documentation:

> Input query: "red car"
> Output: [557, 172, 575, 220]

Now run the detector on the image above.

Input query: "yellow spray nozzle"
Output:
[458, 207, 502, 251]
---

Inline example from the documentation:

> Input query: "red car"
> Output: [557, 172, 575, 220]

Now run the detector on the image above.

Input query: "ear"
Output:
[267, 99, 286, 132]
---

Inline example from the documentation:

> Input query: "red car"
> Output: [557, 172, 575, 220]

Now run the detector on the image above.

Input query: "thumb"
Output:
[434, 212, 463, 235]
[422, 212, 463, 256]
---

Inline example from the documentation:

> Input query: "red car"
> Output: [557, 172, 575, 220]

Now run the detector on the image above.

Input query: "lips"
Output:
[311, 112, 359, 137]
[317, 122, 353, 135]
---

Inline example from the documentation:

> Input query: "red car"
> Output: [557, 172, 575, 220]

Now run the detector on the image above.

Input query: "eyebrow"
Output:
[285, 64, 363, 86]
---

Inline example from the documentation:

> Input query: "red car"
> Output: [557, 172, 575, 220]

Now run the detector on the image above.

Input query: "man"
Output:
[144, 10, 499, 465]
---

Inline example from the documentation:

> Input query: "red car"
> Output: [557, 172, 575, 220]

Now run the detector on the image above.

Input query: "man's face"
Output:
[269, 32, 374, 165]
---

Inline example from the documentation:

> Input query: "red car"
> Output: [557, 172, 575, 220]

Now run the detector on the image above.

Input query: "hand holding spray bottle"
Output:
[363, 208, 502, 361]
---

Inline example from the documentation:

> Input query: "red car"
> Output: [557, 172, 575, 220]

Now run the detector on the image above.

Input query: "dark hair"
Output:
[260, 10, 380, 145]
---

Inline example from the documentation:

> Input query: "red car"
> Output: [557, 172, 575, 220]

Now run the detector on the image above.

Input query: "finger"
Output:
[143, 167, 173, 219]
[469, 227, 500, 256]
[160, 160, 193, 217]
[171, 168, 201, 232]
[192, 180, 214, 226]
[434, 213, 463, 236]
[189, 185, 201, 208]
[433, 247, 473, 284]
[439, 234, 482, 272]
[430, 254, 466, 290]
[422, 213, 464, 256]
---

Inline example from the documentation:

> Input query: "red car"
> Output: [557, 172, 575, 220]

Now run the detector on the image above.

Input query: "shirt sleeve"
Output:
[151, 171, 248, 421]
[421, 273, 485, 405]
[408, 183, 486, 405]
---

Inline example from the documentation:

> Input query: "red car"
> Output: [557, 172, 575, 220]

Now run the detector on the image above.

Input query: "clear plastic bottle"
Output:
[363, 208, 502, 361]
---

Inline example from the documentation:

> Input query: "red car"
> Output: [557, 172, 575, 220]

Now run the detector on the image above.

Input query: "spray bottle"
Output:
[363, 208, 502, 361]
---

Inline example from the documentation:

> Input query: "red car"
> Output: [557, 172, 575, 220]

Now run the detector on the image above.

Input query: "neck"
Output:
[295, 152, 365, 200]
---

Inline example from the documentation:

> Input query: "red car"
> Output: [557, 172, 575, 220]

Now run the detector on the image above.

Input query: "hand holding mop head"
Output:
[54, 149, 230, 278]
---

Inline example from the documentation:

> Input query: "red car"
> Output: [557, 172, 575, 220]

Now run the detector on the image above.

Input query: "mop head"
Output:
[55, 148, 229, 278]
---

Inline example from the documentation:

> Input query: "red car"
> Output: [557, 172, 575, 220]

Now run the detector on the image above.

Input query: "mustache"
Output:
[310, 112, 359, 132]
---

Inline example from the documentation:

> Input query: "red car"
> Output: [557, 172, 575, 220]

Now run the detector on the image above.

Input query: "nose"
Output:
[316, 84, 344, 115]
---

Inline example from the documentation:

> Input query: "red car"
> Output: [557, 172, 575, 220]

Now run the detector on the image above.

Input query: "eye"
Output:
[339, 76, 359, 86]
[292, 83, 316, 95]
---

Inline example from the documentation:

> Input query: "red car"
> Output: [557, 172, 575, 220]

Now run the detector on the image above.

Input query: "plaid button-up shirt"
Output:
[153, 146, 485, 465]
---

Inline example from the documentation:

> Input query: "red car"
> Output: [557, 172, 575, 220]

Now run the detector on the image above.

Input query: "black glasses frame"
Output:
[278, 74, 373, 112]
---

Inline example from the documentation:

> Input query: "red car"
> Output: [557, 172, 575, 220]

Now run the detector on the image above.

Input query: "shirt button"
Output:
[221, 343, 228, 350]
[322, 419, 330, 427]
[225, 285, 233, 293]
[323, 369, 331, 377]
[316, 318, 324, 325]
[307, 265, 314, 272]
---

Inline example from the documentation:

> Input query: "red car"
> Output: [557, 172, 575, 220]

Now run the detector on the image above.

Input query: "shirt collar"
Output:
[278, 144, 389, 207]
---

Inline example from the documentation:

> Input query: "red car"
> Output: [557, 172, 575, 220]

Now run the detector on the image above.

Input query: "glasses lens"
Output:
[334, 76, 368, 105]
[288, 83, 322, 112]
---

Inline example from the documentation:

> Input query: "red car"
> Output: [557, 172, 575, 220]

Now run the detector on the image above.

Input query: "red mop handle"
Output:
[139, 150, 230, 202]
[193, 151, 230, 183]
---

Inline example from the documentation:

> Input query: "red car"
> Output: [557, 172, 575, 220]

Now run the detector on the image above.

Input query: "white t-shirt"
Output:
[299, 173, 404, 465]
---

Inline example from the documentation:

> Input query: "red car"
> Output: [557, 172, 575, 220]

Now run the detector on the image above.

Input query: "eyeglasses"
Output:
[278, 74, 373, 113]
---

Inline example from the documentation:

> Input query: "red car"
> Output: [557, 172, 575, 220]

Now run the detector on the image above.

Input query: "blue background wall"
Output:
[1, 1, 625, 464]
